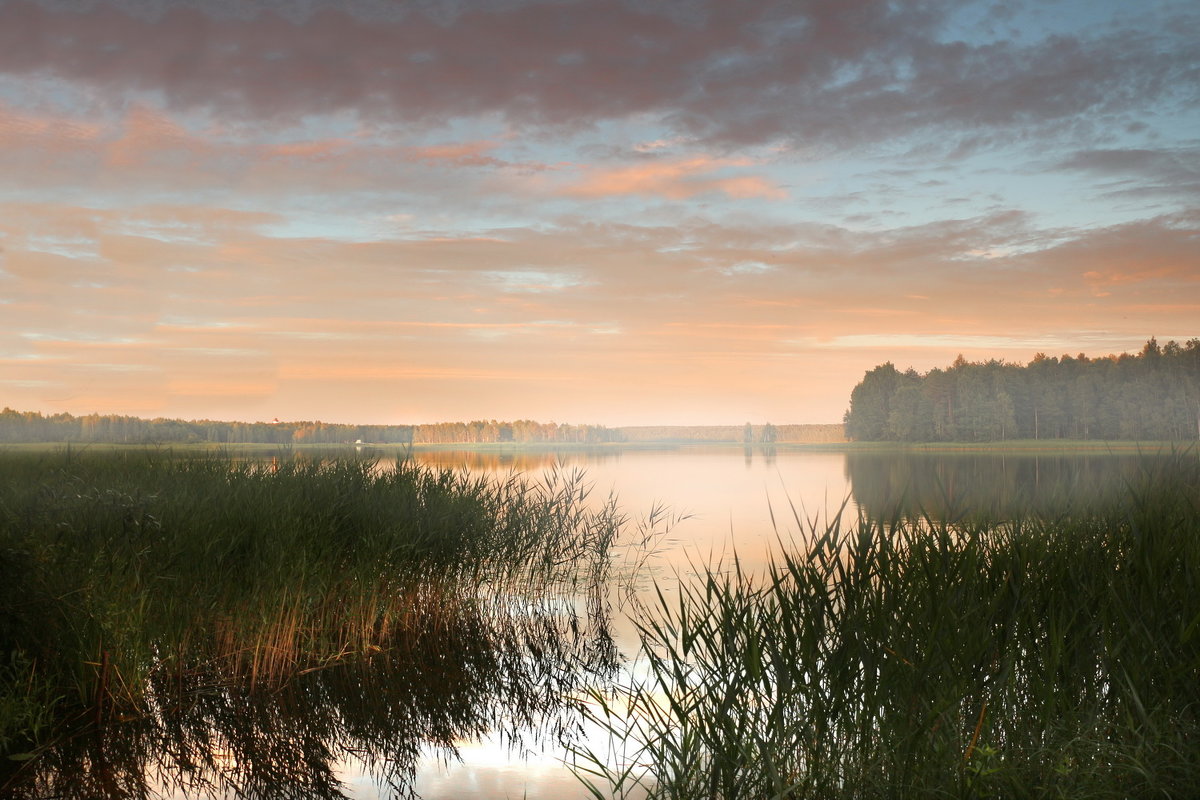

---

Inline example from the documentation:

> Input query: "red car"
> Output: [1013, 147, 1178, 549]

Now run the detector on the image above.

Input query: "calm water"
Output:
[398, 445, 851, 800]
[21, 445, 1176, 799]
[387, 445, 1169, 800]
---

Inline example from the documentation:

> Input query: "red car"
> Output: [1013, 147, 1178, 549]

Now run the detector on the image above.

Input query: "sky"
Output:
[1, 0, 1197, 427]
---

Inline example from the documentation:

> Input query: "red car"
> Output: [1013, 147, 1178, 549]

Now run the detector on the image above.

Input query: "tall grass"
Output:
[0, 448, 622, 782]
[6, 591, 617, 799]
[576, 453, 1200, 799]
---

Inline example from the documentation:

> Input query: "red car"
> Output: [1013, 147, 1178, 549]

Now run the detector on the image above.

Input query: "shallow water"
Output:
[12, 445, 1179, 799]
[389, 445, 1173, 799]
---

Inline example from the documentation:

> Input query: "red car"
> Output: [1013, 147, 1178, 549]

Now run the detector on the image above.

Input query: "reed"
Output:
[5, 590, 617, 799]
[575, 452, 1200, 799]
[0, 448, 621, 764]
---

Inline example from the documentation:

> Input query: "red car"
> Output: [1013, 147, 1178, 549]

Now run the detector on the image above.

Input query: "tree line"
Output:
[0, 411, 853, 446]
[620, 424, 845, 443]
[0, 410, 624, 445]
[844, 338, 1200, 442]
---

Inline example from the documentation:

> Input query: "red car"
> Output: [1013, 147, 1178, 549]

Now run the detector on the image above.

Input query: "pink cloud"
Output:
[104, 105, 191, 168]
[0, 101, 517, 200]
[2, 195, 1197, 425]
[404, 140, 504, 167]
[266, 140, 353, 159]
[0, 105, 106, 146]
[566, 156, 786, 200]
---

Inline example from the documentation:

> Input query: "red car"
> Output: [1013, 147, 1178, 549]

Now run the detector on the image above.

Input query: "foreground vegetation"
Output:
[0, 449, 622, 796]
[576, 452, 1200, 799]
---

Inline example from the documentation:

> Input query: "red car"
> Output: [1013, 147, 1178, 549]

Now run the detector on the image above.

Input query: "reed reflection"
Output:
[0, 452, 621, 799]
[3, 591, 617, 800]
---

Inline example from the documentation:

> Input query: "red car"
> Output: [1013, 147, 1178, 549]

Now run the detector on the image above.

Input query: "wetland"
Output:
[1, 444, 1197, 798]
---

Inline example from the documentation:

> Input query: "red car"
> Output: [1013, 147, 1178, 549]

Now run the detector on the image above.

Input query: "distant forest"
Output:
[621, 424, 845, 444]
[0, 412, 845, 446]
[845, 338, 1200, 442]
[0, 412, 624, 446]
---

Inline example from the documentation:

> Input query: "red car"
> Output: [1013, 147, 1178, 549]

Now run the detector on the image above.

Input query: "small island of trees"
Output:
[845, 338, 1200, 442]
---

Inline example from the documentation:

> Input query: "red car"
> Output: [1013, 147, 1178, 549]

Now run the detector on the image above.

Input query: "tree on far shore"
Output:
[843, 338, 1200, 442]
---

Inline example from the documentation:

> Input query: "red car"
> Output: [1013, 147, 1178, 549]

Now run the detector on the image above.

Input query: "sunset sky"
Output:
[1, 0, 1197, 426]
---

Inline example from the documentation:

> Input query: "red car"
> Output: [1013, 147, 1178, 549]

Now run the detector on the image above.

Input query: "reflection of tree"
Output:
[3, 595, 616, 800]
[412, 448, 625, 473]
[760, 444, 777, 466]
[846, 452, 1186, 522]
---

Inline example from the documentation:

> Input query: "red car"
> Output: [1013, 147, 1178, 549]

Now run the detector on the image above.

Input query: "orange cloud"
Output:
[0, 105, 106, 147]
[566, 156, 787, 200]
[267, 140, 353, 159]
[105, 105, 193, 168]
[166, 378, 277, 397]
[2, 197, 1196, 427]
[404, 140, 503, 167]
[1082, 266, 1187, 286]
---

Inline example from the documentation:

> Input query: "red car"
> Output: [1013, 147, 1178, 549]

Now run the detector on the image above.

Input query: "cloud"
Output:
[1053, 146, 1200, 199]
[564, 155, 787, 200]
[1, 196, 1197, 423]
[2, 1, 1195, 427]
[2, 0, 1194, 151]
[0, 102, 547, 215]
[6, 200, 1194, 342]
[1026, 212, 1200, 291]
[403, 140, 505, 167]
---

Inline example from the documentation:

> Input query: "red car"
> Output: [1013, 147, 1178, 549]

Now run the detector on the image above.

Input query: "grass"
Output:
[0, 448, 623, 792]
[574, 452, 1200, 799]
[7, 589, 617, 799]
[826, 439, 1192, 454]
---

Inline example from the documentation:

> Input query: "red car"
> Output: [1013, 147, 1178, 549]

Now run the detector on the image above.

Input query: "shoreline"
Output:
[1, 439, 1194, 457]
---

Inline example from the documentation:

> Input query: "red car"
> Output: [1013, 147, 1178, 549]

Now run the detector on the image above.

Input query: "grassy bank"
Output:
[577, 454, 1200, 799]
[0, 449, 622, 775]
[827, 439, 1193, 454]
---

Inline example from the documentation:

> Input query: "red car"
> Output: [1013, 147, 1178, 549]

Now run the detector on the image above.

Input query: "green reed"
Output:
[6, 590, 617, 800]
[0, 449, 622, 766]
[576, 452, 1200, 799]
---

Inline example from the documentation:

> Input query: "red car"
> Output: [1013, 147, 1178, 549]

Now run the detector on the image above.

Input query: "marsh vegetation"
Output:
[576, 452, 1200, 798]
[3, 445, 1198, 798]
[0, 449, 622, 797]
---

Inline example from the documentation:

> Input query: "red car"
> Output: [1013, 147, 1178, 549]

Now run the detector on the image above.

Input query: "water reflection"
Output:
[16, 445, 1183, 798]
[414, 448, 624, 473]
[845, 450, 1189, 521]
[2, 593, 616, 799]
[741, 445, 777, 469]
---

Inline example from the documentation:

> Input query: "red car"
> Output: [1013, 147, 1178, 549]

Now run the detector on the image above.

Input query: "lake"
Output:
[386, 444, 1171, 800]
[9, 444, 1182, 799]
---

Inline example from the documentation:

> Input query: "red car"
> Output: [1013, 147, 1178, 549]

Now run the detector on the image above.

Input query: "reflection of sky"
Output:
[369, 447, 850, 798]
[412, 446, 853, 573]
